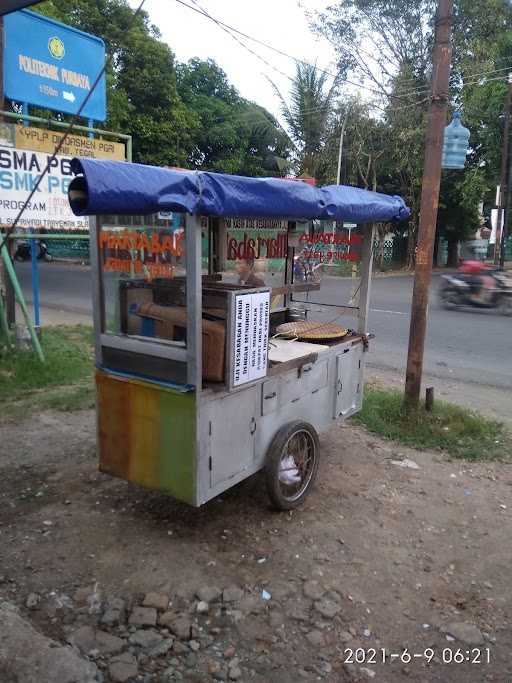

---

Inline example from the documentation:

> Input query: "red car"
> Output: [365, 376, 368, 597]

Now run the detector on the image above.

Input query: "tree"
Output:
[312, 2, 436, 267]
[269, 62, 339, 178]
[437, 168, 487, 266]
[313, 0, 512, 267]
[314, 1, 436, 99]
[177, 59, 291, 175]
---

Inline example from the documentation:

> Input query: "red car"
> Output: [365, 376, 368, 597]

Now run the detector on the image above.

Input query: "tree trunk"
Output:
[406, 225, 417, 270]
[446, 238, 459, 267]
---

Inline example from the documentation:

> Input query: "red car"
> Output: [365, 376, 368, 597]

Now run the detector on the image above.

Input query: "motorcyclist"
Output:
[458, 260, 494, 304]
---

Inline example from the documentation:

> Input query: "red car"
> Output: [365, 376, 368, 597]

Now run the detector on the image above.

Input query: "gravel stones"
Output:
[314, 598, 341, 619]
[172, 641, 189, 655]
[207, 659, 222, 675]
[268, 611, 285, 629]
[222, 587, 243, 603]
[129, 606, 157, 627]
[162, 615, 192, 640]
[26, 593, 40, 609]
[68, 625, 96, 654]
[109, 652, 138, 682]
[0, 602, 100, 683]
[101, 598, 126, 626]
[69, 626, 124, 656]
[196, 586, 222, 603]
[128, 629, 163, 649]
[228, 664, 242, 680]
[303, 581, 325, 601]
[94, 630, 125, 655]
[306, 629, 324, 646]
[443, 622, 484, 645]
[288, 603, 311, 622]
[143, 592, 169, 611]
[196, 601, 209, 614]
[148, 638, 174, 658]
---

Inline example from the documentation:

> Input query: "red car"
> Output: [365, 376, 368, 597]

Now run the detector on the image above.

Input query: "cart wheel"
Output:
[265, 421, 320, 510]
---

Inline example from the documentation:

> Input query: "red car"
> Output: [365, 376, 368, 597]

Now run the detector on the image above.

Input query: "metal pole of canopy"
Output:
[185, 215, 202, 388]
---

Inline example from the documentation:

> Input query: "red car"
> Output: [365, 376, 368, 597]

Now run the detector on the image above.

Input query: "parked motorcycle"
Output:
[439, 261, 512, 315]
[14, 240, 52, 262]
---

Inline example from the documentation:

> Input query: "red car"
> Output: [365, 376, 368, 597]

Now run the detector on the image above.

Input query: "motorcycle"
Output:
[439, 260, 512, 315]
[14, 239, 52, 262]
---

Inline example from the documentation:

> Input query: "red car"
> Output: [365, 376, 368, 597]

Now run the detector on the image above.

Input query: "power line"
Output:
[275, 70, 512, 120]
[174, 0, 512, 105]
[173, 0, 406, 102]
[188, 0, 293, 82]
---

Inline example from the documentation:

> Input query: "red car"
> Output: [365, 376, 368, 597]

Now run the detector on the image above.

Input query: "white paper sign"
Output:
[490, 208, 502, 246]
[233, 291, 270, 387]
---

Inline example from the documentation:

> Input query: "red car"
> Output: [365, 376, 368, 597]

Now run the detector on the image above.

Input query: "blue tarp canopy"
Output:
[68, 158, 410, 223]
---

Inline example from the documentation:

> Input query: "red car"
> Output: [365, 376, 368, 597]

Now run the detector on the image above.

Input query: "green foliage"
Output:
[314, 1, 436, 95]
[355, 387, 511, 460]
[269, 63, 339, 177]
[177, 59, 290, 175]
[29, 1, 291, 174]
[312, 0, 512, 264]
[438, 168, 487, 243]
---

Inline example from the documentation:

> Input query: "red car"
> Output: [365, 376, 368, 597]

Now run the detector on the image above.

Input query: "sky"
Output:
[129, 0, 336, 124]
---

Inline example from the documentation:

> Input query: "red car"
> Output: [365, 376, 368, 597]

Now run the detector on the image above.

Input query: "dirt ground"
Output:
[0, 409, 511, 683]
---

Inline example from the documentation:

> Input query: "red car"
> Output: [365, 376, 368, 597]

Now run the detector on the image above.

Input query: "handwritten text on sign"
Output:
[100, 228, 184, 281]
[233, 291, 270, 387]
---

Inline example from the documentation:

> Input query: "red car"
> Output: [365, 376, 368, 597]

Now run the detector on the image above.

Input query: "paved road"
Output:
[15, 262, 512, 390]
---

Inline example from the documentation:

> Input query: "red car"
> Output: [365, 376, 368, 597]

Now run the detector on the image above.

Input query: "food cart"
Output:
[68, 160, 409, 509]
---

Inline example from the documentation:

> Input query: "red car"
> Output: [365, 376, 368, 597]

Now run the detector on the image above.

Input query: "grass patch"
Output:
[3, 382, 95, 420]
[0, 326, 94, 415]
[355, 387, 512, 460]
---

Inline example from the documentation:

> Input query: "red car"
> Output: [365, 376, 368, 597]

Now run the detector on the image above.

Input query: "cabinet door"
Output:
[334, 346, 363, 419]
[209, 387, 258, 487]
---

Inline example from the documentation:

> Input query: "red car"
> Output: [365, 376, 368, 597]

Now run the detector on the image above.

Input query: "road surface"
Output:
[15, 262, 512, 391]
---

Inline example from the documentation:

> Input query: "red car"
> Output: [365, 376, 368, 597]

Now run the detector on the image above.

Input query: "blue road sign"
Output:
[3, 10, 106, 121]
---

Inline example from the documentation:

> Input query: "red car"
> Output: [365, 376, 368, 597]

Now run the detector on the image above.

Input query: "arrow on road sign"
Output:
[62, 91, 76, 103]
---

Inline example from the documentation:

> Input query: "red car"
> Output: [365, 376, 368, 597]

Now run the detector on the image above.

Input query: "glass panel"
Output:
[99, 213, 191, 345]
[290, 220, 363, 329]
[217, 217, 288, 309]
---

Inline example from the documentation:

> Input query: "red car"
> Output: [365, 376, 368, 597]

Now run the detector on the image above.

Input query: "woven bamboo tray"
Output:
[276, 320, 349, 342]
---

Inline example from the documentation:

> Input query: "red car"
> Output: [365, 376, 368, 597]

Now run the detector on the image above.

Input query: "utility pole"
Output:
[404, 0, 453, 407]
[495, 75, 512, 265]
[336, 111, 349, 185]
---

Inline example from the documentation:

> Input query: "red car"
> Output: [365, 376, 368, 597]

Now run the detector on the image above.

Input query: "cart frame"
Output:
[89, 213, 375, 507]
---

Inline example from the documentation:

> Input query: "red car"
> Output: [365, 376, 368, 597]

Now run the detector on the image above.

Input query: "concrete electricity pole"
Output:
[404, 0, 454, 407]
